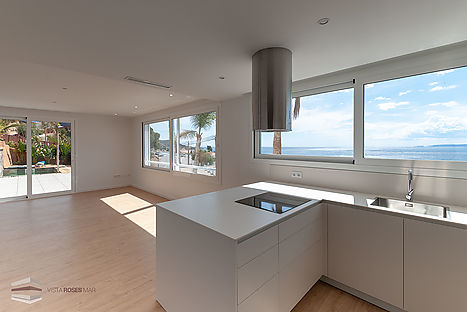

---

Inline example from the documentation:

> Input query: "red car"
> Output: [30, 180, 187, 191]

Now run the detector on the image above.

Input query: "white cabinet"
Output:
[238, 245, 278, 303]
[238, 275, 279, 312]
[327, 204, 404, 309]
[278, 204, 324, 312]
[404, 219, 467, 312]
[236, 204, 324, 312]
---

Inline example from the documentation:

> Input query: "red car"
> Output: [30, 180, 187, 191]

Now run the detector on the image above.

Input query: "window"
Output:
[172, 112, 216, 176]
[143, 120, 170, 169]
[258, 88, 354, 159]
[364, 66, 467, 162]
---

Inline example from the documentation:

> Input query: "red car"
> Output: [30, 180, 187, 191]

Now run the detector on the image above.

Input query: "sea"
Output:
[260, 144, 467, 162]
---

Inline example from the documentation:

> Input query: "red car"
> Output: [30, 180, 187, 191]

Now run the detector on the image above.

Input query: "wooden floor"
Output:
[0, 187, 385, 312]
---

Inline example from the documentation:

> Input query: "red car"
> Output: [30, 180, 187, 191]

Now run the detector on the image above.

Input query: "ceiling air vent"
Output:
[123, 76, 172, 89]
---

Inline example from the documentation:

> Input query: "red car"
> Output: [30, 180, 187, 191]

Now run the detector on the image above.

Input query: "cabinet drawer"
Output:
[238, 245, 278, 304]
[238, 274, 279, 312]
[279, 205, 322, 242]
[279, 217, 322, 269]
[279, 240, 322, 312]
[237, 225, 278, 267]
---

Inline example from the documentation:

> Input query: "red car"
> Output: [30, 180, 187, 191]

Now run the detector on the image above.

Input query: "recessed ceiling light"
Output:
[219, 76, 225, 80]
[317, 17, 329, 25]
[134, 105, 138, 109]
[114, 113, 118, 116]
[169, 93, 174, 97]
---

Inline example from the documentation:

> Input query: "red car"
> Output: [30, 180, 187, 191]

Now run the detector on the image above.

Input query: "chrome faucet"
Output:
[406, 169, 414, 201]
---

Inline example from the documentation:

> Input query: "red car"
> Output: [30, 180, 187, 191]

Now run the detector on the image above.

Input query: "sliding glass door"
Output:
[31, 120, 73, 195]
[0, 117, 27, 200]
[0, 117, 73, 201]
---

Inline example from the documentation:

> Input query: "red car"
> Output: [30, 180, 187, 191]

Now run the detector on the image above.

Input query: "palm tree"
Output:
[0, 120, 19, 140]
[272, 97, 301, 154]
[190, 112, 216, 166]
[180, 130, 196, 165]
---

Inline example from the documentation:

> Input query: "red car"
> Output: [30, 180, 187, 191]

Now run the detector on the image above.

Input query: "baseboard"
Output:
[320, 276, 407, 312]
[130, 183, 176, 201]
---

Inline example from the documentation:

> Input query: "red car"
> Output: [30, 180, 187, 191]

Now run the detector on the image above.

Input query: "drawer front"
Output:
[279, 240, 322, 312]
[279, 205, 322, 242]
[238, 245, 278, 304]
[237, 225, 278, 267]
[238, 274, 279, 312]
[279, 218, 322, 269]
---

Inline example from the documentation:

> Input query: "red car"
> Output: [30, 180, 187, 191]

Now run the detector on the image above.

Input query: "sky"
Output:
[261, 88, 354, 148]
[149, 114, 217, 148]
[365, 67, 467, 148]
[149, 121, 170, 141]
[149, 113, 216, 149]
[261, 66, 467, 149]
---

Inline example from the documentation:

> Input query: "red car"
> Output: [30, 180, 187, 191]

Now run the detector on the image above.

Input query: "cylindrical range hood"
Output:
[252, 47, 292, 132]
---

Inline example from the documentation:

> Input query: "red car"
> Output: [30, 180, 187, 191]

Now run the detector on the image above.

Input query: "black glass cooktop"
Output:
[235, 192, 311, 214]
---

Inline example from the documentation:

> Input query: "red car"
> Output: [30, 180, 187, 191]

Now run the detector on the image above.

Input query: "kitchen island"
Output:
[156, 181, 467, 312]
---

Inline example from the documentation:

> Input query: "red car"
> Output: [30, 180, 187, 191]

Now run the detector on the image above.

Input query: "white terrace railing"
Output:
[147, 161, 216, 176]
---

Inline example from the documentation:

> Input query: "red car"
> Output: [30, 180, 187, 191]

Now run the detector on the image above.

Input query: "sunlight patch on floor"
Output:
[100, 192, 156, 236]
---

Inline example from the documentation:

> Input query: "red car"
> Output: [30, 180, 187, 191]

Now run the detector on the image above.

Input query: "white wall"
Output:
[131, 42, 467, 207]
[0, 106, 132, 192]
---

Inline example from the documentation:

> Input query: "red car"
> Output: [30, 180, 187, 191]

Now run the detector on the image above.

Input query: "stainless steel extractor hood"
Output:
[252, 47, 292, 132]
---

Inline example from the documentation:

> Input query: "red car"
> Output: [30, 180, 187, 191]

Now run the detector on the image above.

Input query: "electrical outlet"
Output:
[291, 171, 303, 179]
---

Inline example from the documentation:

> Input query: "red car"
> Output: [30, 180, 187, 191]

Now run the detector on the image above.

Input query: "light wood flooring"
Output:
[0, 187, 385, 312]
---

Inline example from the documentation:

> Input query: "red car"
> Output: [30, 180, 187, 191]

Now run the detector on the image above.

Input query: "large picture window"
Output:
[258, 88, 354, 159]
[143, 120, 170, 169]
[172, 112, 217, 176]
[364, 66, 467, 161]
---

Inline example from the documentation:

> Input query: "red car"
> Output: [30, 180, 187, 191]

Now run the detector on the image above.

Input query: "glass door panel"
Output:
[31, 120, 72, 195]
[0, 117, 27, 200]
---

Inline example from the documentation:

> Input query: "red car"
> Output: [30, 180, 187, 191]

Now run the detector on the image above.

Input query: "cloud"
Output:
[399, 90, 412, 96]
[375, 96, 390, 101]
[436, 69, 456, 76]
[334, 88, 353, 93]
[378, 101, 409, 111]
[429, 81, 438, 86]
[428, 101, 459, 107]
[365, 104, 467, 146]
[429, 85, 457, 92]
[365, 83, 374, 88]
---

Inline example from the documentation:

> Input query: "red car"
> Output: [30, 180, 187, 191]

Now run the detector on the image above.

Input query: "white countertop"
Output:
[156, 181, 467, 241]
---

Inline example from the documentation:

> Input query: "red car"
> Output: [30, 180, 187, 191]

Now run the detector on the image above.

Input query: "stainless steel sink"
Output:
[370, 197, 450, 218]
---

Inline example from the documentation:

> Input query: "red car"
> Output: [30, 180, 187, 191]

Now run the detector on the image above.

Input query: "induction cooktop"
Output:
[235, 192, 311, 214]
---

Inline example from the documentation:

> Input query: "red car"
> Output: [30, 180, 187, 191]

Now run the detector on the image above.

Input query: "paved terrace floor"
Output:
[0, 173, 71, 198]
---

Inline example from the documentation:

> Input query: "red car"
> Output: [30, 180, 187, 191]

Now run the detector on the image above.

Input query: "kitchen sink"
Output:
[370, 197, 450, 218]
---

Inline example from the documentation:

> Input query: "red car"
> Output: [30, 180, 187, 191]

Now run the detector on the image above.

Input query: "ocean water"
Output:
[260, 145, 467, 162]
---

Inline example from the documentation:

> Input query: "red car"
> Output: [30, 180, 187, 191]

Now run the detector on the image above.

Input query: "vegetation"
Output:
[190, 112, 216, 166]
[0, 119, 20, 140]
[4, 121, 72, 166]
[273, 97, 301, 154]
[150, 128, 161, 150]
[191, 149, 215, 166]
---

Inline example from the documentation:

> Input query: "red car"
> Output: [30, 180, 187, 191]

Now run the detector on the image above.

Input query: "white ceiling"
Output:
[0, 0, 466, 116]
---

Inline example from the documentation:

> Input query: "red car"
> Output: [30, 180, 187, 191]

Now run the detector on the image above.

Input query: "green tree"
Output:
[150, 128, 161, 150]
[0, 120, 19, 140]
[207, 145, 213, 152]
[190, 112, 216, 166]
